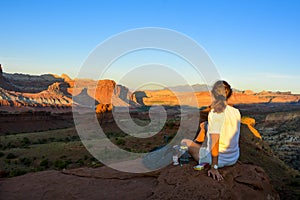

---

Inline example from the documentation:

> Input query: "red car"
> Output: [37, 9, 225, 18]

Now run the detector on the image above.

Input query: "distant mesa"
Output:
[164, 84, 212, 92]
[0, 66, 74, 111]
[71, 79, 134, 108]
[132, 91, 148, 106]
[1, 68, 65, 93]
[258, 90, 273, 95]
[275, 91, 292, 95]
[50, 73, 73, 83]
[242, 90, 255, 95]
[0, 67, 300, 113]
[60, 73, 72, 82]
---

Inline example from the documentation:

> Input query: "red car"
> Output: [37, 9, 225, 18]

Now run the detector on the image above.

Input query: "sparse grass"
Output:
[0, 127, 79, 150]
[0, 128, 101, 177]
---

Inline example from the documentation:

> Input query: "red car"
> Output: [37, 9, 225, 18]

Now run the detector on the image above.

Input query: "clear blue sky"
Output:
[1, 0, 299, 93]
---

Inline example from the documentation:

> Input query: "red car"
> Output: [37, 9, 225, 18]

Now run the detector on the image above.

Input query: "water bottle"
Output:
[172, 145, 180, 165]
[179, 142, 189, 164]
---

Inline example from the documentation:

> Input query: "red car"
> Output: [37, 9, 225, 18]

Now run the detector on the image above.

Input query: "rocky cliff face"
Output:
[0, 69, 133, 112]
[0, 86, 72, 108]
[2, 72, 65, 93]
[72, 79, 133, 107]
[0, 69, 72, 112]
[257, 110, 300, 171]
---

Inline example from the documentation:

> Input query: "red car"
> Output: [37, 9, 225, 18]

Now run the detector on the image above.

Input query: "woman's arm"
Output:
[208, 133, 223, 181]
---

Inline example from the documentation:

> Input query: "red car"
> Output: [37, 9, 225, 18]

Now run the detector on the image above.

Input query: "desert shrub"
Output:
[89, 160, 102, 168]
[116, 138, 125, 145]
[20, 157, 32, 167]
[64, 137, 71, 142]
[6, 153, 17, 159]
[124, 147, 132, 152]
[76, 159, 84, 166]
[0, 152, 4, 157]
[5, 159, 11, 164]
[167, 121, 175, 129]
[40, 159, 49, 167]
[66, 159, 72, 165]
[90, 157, 97, 162]
[37, 139, 48, 144]
[54, 160, 67, 169]
[9, 169, 26, 177]
[71, 135, 80, 141]
[106, 131, 127, 138]
[21, 137, 31, 145]
[6, 142, 16, 149]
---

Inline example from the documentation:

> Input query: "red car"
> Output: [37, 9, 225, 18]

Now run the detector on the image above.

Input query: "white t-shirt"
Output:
[199, 105, 241, 167]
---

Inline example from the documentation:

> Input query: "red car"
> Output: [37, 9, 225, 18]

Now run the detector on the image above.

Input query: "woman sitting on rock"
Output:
[182, 80, 241, 181]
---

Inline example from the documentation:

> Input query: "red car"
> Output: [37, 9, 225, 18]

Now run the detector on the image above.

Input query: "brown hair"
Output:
[211, 80, 232, 113]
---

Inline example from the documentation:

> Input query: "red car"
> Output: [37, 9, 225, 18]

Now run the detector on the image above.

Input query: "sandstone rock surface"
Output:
[0, 162, 279, 200]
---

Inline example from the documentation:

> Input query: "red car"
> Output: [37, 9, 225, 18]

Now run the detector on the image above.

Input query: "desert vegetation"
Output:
[0, 106, 181, 177]
[0, 127, 102, 177]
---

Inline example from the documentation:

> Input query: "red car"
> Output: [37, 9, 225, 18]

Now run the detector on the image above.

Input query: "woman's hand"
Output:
[208, 168, 223, 181]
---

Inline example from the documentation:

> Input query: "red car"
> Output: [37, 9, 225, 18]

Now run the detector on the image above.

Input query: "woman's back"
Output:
[207, 105, 241, 165]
